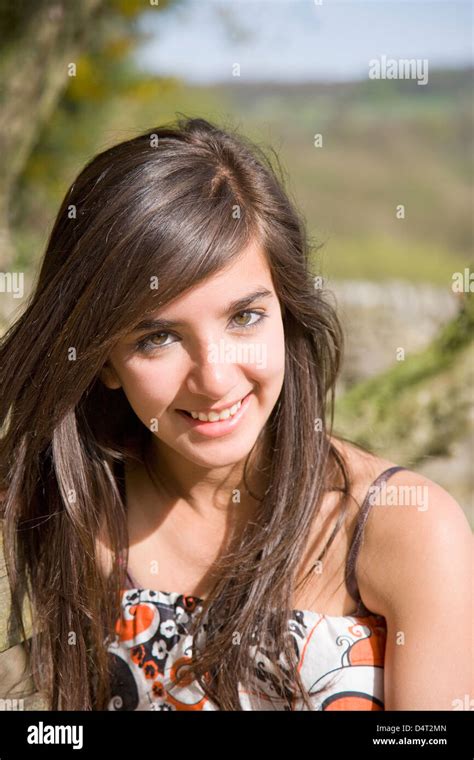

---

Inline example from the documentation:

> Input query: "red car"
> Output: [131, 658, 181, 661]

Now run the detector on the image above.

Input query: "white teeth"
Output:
[189, 398, 242, 422]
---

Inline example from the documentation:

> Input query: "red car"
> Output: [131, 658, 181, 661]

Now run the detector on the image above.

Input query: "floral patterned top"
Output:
[107, 587, 387, 711]
[106, 466, 406, 711]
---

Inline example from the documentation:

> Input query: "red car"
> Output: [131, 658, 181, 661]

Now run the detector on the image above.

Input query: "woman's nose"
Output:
[185, 340, 243, 401]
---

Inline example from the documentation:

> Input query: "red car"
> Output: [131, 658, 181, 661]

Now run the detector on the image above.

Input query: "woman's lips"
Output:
[175, 392, 253, 438]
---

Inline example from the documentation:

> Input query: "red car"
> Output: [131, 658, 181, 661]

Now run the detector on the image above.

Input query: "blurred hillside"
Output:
[10, 67, 472, 290]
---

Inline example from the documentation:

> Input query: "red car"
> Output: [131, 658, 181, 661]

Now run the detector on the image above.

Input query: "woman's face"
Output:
[100, 240, 286, 470]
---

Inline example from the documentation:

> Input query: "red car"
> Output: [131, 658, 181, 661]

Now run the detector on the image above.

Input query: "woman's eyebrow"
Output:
[130, 287, 274, 333]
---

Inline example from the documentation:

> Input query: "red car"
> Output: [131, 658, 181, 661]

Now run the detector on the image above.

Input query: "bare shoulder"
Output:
[329, 436, 472, 613]
[355, 462, 472, 620]
[347, 458, 473, 709]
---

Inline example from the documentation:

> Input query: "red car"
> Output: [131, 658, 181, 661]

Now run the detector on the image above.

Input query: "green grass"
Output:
[309, 234, 469, 284]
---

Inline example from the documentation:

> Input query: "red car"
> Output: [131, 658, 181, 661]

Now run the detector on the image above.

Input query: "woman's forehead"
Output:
[144, 242, 273, 315]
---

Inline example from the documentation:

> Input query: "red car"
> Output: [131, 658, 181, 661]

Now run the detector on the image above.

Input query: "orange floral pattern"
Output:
[106, 588, 387, 711]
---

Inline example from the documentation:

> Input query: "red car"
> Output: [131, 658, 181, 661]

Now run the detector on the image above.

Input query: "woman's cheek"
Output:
[249, 319, 285, 409]
[263, 317, 286, 379]
[121, 362, 175, 424]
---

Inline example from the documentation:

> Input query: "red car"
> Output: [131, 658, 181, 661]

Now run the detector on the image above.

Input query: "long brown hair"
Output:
[0, 115, 356, 710]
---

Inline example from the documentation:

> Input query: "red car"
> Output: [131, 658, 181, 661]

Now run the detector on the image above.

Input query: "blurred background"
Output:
[0, 0, 472, 524]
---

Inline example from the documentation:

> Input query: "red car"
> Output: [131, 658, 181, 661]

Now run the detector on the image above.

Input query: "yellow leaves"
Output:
[65, 55, 106, 101]
[103, 38, 134, 61]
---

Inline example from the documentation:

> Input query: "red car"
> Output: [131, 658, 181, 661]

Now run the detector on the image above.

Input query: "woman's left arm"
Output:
[358, 471, 473, 711]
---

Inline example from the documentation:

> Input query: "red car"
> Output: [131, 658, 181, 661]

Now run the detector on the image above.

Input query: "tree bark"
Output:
[0, 0, 104, 271]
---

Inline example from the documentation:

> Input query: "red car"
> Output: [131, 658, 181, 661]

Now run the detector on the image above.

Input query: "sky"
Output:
[135, 0, 473, 84]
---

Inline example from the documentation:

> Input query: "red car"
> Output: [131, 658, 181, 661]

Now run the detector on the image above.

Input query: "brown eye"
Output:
[148, 333, 167, 346]
[231, 310, 267, 330]
[136, 332, 176, 353]
[233, 311, 253, 326]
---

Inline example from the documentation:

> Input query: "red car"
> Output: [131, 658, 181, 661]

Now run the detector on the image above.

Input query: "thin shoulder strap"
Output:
[345, 465, 408, 615]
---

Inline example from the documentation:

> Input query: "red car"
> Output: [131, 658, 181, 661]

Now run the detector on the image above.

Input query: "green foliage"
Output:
[338, 290, 472, 408]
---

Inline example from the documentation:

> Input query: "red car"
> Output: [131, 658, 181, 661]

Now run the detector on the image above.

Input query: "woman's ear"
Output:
[99, 361, 122, 390]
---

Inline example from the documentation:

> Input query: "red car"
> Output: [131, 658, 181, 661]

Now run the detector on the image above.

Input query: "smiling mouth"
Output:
[177, 392, 252, 422]
[174, 391, 253, 435]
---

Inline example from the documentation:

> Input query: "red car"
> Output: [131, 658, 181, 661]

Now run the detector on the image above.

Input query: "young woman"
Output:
[0, 117, 471, 712]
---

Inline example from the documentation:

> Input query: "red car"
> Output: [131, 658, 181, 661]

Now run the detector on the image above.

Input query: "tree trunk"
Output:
[0, 0, 104, 271]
